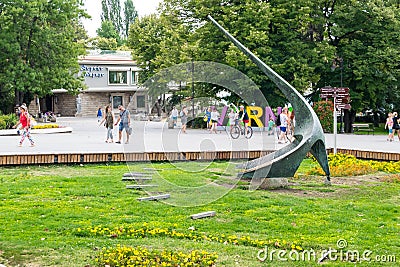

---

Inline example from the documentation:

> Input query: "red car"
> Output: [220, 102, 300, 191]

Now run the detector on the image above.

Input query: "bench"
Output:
[353, 123, 374, 135]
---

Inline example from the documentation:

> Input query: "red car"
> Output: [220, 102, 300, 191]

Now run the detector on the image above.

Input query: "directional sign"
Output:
[335, 87, 350, 93]
[319, 87, 351, 110]
[336, 93, 350, 98]
[336, 103, 351, 110]
[320, 93, 334, 98]
[320, 87, 350, 93]
[321, 87, 335, 93]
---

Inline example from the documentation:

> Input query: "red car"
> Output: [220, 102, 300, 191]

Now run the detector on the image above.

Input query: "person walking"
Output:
[238, 105, 250, 136]
[114, 105, 131, 144]
[180, 106, 188, 134]
[267, 117, 275, 136]
[392, 112, 400, 141]
[170, 106, 178, 127]
[210, 107, 220, 134]
[228, 109, 237, 132]
[205, 107, 212, 130]
[99, 105, 114, 143]
[14, 104, 35, 147]
[278, 107, 289, 144]
[97, 107, 103, 122]
[385, 112, 394, 142]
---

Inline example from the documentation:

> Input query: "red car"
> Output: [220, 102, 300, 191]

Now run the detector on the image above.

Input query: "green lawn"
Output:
[0, 160, 399, 266]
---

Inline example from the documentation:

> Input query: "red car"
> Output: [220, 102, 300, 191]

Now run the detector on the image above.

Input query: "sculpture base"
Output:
[259, 178, 288, 189]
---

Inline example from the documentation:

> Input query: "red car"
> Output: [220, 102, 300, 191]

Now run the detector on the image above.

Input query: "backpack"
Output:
[180, 111, 184, 117]
[276, 114, 281, 126]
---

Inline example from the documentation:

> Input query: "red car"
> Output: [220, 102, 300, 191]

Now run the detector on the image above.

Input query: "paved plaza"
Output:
[0, 117, 398, 156]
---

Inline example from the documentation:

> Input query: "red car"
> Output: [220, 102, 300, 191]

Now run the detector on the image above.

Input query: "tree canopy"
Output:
[98, 0, 138, 45]
[127, 0, 400, 123]
[0, 0, 88, 113]
[123, 0, 138, 38]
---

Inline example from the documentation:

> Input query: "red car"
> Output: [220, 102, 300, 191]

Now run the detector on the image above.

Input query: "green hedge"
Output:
[0, 114, 18, 130]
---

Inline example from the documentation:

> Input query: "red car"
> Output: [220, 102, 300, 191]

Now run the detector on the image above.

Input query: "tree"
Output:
[97, 20, 120, 41]
[0, 0, 87, 113]
[91, 37, 118, 50]
[145, 0, 335, 106]
[318, 0, 400, 130]
[101, 0, 123, 37]
[127, 0, 400, 121]
[123, 0, 138, 38]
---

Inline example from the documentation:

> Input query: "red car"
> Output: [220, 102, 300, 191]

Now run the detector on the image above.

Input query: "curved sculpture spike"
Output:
[208, 15, 331, 183]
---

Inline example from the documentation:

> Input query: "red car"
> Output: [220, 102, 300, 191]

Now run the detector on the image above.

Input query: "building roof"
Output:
[53, 86, 147, 94]
[79, 50, 137, 65]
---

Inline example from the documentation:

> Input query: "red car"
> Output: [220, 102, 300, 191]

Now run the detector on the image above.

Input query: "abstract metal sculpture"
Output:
[208, 15, 331, 184]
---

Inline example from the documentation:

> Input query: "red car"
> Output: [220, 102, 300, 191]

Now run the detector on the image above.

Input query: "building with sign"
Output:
[29, 50, 150, 117]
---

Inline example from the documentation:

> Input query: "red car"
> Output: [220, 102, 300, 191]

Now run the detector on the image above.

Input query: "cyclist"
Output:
[238, 105, 250, 136]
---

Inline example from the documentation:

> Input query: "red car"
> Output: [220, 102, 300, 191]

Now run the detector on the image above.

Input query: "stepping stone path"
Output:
[122, 170, 172, 202]
[190, 211, 216, 220]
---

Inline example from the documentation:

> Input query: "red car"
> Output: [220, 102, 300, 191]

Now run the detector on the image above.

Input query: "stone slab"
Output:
[126, 184, 158, 189]
[123, 172, 152, 177]
[137, 194, 171, 201]
[122, 177, 153, 182]
[190, 211, 216, 220]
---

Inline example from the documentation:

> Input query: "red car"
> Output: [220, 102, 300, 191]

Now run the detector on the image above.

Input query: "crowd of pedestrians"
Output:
[11, 102, 399, 147]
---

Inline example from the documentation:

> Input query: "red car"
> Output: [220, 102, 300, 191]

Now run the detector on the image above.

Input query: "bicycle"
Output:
[230, 121, 253, 139]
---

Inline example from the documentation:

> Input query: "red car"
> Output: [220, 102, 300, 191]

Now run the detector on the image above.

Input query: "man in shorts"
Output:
[114, 105, 131, 144]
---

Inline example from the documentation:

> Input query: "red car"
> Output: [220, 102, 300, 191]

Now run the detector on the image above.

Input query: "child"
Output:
[210, 107, 219, 134]
[205, 107, 212, 130]
[97, 107, 103, 122]
[267, 117, 275, 136]
[385, 112, 394, 142]
[228, 109, 237, 131]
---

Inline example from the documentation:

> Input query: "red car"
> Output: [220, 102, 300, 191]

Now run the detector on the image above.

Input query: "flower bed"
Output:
[307, 153, 400, 176]
[95, 245, 217, 267]
[75, 223, 302, 251]
[32, 123, 59, 129]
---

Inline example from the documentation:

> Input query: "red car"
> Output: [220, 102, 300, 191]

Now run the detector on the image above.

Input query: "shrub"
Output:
[188, 117, 207, 129]
[0, 114, 18, 129]
[0, 118, 6, 130]
[313, 100, 334, 133]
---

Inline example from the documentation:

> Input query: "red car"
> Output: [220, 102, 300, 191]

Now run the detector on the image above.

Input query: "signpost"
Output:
[319, 87, 351, 154]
